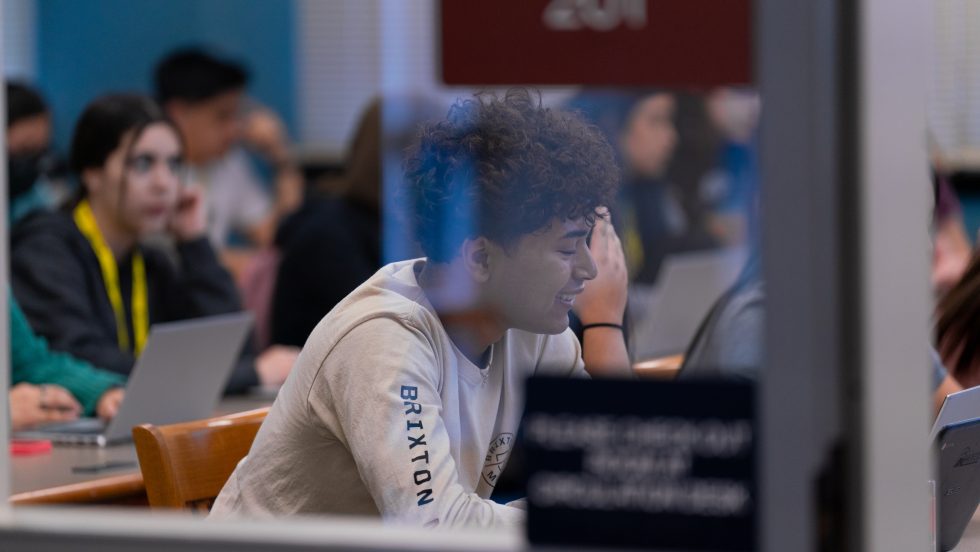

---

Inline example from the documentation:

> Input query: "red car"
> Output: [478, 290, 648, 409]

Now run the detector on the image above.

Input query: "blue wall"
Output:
[36, 0, 296, 150]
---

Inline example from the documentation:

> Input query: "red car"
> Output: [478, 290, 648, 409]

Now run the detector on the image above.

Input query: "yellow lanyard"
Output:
[73, 200, 148, 355]
[622, 204, 644, 279]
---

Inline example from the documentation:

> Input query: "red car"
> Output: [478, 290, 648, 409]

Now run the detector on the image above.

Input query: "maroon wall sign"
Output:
[440, 0, 752, 87]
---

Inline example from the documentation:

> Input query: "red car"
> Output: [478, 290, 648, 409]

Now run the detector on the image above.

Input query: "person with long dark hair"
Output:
[10, 94, 292, 393]
[937, 253, 980, 388]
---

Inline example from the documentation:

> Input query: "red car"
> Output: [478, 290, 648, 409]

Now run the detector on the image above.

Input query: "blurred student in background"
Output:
[9, 292, 125, 431]
[10, 94, 293, 393]
[680, 244, 959, 417]
[271, 96, 442, 347]
[681, 171, 960, 417]
[6, 82, 71, 223]
[270, 99, 383, 347]
[154, 48, 303, 254]
[699, 87, 761, 245]
[615, 90, 717, 283]
[568, 90, 718, 285]
[930, 138, 973, 297]
[937, 253, 980, 389]
[932, 179, 970, 296]
[6, 83, 127, 430]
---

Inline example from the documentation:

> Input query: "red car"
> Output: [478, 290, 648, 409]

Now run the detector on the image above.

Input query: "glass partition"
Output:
[0, 0, 937, 550]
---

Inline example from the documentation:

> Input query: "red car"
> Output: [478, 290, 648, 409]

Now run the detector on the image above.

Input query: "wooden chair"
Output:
[632, 354, 685, 379]
[132, 407, 269, 511]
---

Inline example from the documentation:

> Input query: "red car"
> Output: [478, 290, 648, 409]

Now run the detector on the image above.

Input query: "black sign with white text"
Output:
[524, 377, 755, 550]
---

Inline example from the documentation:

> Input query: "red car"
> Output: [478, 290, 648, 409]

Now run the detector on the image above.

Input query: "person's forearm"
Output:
[581, 326, 632, 378]
[273, 163, 304, 217]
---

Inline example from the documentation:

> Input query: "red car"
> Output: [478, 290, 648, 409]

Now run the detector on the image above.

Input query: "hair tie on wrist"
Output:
[581, 323, 623, 331]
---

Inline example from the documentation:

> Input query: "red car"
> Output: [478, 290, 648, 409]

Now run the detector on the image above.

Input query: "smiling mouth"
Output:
[557, 288, 584, 306]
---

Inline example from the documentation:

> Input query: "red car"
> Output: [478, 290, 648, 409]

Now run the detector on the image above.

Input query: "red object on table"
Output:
[10, 439, 53, 456]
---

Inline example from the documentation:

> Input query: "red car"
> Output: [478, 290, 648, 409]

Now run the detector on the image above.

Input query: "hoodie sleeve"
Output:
[535, 328, 588, 378]
[310, 317, 525, 529]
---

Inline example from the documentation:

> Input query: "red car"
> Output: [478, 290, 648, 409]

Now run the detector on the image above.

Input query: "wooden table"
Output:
[632, 354, 684, 379]
[9, 395, 272, 506]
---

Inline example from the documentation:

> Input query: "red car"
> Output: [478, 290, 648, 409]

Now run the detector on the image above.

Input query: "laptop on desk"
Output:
[932, 386, 980, 442]
[16, 312, 253, 447]
[935, 418, 980, 551]
[628, 247, 747, 360]
[931, 387, 980, 550]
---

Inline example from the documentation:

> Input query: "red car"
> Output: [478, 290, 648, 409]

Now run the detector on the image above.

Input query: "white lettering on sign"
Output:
[525, 413, 754, 517]
[543, 0, 648, 32]
[528, 474, 751, 516]
[525, 414, 753, 457]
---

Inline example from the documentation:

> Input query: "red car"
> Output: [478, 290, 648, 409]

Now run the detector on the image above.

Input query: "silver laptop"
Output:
[16, 312, 253, 446]
[628, 247, 747, 360]
[931, 390, 980, 550]
[931, 385, 980, 442]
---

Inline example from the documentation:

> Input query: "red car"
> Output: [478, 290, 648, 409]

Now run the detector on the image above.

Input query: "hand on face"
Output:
[95, 387, 125, 420]
[9, 383, 81, 432]
[168, 183, 208, 242]
[573, 215, 628, 325]
[241, 107, 291, 165]
[92, 123, 187, 241]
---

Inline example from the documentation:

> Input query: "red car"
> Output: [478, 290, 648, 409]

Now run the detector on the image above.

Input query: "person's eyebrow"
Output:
[560, 229, 590, 239]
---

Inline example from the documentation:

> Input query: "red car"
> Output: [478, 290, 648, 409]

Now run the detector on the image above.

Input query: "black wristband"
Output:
[581, 323, 623, 332]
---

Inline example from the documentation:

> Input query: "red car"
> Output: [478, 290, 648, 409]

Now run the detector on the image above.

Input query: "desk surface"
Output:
[21, 393, 980, 547]
[10, 395, 272, 505]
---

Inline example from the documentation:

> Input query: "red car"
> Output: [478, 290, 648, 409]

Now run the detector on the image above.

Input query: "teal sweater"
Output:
[11, 294, 124, 415]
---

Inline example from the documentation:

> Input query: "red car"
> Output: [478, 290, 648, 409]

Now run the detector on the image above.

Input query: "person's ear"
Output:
[80, 167, 106, 198]
[164, 100, 190, 128]
[460, 237, 492, 283]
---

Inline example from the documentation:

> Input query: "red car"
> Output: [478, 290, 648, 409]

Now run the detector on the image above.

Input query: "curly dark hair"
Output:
[404, 89, 620, 263]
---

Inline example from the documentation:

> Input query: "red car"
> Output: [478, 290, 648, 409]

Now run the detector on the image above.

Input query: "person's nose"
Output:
[150, 160, 178, 194]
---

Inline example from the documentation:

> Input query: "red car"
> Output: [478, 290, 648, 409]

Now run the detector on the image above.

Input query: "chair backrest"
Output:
[633, 354, 684, 379]
[132, 407, 269, 511]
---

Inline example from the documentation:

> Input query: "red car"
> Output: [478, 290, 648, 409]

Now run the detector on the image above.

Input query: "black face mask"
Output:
[7, 150, 45, 200]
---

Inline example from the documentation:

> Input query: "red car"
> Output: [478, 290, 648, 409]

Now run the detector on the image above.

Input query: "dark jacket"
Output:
[10, 210, 258, 393]
[616, 177, 718, 284]
[271, 197, 381, 347]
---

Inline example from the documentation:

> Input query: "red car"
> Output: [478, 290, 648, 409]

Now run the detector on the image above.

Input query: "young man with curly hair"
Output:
[210, 90, 631, 527]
